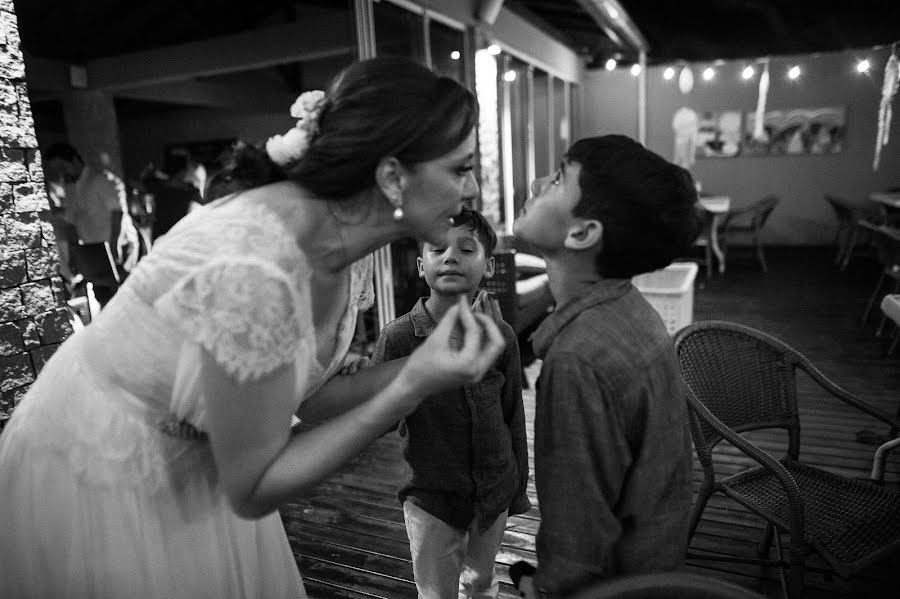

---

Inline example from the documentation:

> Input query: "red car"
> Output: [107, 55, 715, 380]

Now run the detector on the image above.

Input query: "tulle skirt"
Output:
[0, 336, 305, 599]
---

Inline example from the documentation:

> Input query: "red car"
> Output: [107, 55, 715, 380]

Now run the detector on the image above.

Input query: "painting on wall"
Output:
[695, 110, 743, 158]
[742, 107, 846, 156]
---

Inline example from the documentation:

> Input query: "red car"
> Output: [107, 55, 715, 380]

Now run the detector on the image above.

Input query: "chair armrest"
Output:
[686, 390, 805, 534]
[797, 360, 900, 430]
[871, 436, 900, 482]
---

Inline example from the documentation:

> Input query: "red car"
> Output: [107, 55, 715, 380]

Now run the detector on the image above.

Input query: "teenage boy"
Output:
[512, 135, 698, 597]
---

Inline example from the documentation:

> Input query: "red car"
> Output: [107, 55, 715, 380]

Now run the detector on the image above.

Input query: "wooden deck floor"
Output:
[283, 247, 900, 598]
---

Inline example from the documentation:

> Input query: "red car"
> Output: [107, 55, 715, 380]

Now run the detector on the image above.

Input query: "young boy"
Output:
[372, 207, 530, 599]
[512, 135, 698, 597]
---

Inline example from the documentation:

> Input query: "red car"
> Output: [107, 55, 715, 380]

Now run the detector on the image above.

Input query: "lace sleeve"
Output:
[154, 257, 313, 383]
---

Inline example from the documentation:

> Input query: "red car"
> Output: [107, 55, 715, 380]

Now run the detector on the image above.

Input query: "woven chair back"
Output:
[480, 250, 518, 330]
[675, 322, 800, 454]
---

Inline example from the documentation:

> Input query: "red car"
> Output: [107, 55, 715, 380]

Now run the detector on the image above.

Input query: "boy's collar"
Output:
[532, 278, 632, 358]
[409, 297, 437, 337]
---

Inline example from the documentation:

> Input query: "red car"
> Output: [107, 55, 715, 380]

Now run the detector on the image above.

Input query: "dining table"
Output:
[870, 191, 900, 209]
[698, 195, 731, 275]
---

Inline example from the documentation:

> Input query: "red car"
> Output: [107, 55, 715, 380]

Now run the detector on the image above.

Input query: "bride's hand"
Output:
[397, 295, 505, 400]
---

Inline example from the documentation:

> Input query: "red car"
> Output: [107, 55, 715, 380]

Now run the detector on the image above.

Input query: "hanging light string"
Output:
[624, 39, 900, 81]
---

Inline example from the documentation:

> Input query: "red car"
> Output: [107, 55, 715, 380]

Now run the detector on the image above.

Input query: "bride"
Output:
[0, 57, 505, 598]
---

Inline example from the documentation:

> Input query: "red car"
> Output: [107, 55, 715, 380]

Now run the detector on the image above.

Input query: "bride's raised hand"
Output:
[397, 295, 506, 400]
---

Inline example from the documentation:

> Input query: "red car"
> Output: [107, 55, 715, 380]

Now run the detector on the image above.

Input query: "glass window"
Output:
[429, 19, 465, 83]
[475, 47, 501, 229]
[570, 82, 581, 141]
[532, 69, 550, 179]
[506, 56, 530, 224]
[553, 77, 568, 164]
[374, 1, 426, 64]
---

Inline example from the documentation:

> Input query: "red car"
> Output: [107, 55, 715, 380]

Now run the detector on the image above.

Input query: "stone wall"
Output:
[0, 0, 72, 426]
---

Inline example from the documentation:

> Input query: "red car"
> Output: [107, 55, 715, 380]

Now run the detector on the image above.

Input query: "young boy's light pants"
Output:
[403, 501, 508, 599]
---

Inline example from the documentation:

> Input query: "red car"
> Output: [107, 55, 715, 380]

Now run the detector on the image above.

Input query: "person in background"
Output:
[139, 163, 202, 241]
[372, 206, 530, 599]
[43, 143, 139, 270]
[510, 135, 699, 597]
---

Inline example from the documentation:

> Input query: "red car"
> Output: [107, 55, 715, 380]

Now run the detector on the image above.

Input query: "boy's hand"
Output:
[473, 290, 504, 326]
[397, 296, 505, 400]
[339, 356, 371, 376]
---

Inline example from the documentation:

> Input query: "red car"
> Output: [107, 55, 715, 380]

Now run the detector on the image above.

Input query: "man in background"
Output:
[43, 143, 139, 274]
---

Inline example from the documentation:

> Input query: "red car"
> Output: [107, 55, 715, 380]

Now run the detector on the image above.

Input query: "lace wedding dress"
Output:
[0, 194, 373, 598]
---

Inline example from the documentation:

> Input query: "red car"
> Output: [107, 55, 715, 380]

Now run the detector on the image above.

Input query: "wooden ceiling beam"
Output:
[114, 80, 297, 111]
[86, 15, 355, 91]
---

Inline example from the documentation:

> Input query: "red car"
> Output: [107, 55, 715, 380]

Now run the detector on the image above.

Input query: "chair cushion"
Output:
[881, 294, 900, 325]
[721, 460, 900, 577]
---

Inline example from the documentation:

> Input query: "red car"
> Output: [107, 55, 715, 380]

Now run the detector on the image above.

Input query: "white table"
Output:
[698, 196, 731, 274]
[870, 192, 900, 209]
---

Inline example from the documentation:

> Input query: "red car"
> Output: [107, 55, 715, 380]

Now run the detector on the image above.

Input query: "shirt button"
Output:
[473, 433, 479, 439]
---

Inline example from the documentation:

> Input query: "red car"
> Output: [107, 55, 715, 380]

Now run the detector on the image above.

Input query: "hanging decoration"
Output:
[678, 66, 694, 94]
[874, 45, 899, 170]
[672, 107, 699, 169]
[753, 59, 770, 141]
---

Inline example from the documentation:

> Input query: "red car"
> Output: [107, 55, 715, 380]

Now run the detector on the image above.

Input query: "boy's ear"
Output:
[416, 256, 425, 278]
[483, 255, 496, 279]
[564, 218, 603, 251]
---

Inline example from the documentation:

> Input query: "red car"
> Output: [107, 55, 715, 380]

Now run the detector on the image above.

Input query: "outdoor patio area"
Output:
[282, 247, 900, 599]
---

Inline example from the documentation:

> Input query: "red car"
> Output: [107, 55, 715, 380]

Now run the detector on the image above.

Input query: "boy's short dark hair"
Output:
[567, 135, 700, 278]
[420, 206, 498, 256]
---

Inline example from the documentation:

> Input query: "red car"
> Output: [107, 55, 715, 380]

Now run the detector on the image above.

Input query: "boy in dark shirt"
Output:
[372, 207, 530, 599]
[512, 135, 698, 597]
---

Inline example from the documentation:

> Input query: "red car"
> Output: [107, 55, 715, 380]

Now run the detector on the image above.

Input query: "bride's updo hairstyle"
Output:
[223, 57, 478, 200]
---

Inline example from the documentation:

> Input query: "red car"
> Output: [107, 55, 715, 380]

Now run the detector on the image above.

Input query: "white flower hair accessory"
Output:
[266, 90, 327, 166]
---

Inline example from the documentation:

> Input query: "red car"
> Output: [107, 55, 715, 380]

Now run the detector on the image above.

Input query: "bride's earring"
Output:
[391, 192, 404, 221]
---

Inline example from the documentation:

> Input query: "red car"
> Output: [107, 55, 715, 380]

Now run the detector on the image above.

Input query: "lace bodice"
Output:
[5, 194, 372, 496]
[83, 195, 374, 429]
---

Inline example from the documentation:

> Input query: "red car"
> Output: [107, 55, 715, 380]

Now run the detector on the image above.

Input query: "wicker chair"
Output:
[674, 321, 900, 598]
[564, 572, 764, 599]
[858, 222, 900, 332]
[479, 249, 518, 331]
[823, 194, 880, 271]
[718, 195, 779, 272]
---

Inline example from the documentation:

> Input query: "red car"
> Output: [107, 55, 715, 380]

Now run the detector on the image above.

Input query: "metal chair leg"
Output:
[862, 272, 886, 326]
[757, 522, 775, 557]
[755, 231, 768, 273]
[841, 224, 859, 271]
[687, 484, 713, 540]
[889, 329, 900, 356]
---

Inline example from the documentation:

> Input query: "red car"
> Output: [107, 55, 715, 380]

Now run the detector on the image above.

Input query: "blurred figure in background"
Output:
[43, 143, 139, 273]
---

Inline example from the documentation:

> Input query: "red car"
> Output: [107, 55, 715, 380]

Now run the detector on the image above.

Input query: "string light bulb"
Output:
[450, 50, 460, 60]
[503, 70, 517, 82]
[702, 67, 715, 81]
[487, 44, 501, 55]
[787, 65, 801, 80]
[630, 64, 641, 76]
[605, 58, 617, 71]
[663, 66, 675, 80]
[856, 58, 871, 73]
[742, 65, 756, 80]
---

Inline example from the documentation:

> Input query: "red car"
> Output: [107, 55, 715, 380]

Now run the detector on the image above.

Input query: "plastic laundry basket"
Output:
[631, 262, 699, 335]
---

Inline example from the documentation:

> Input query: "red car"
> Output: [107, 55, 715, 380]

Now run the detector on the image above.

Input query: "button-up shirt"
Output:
[64, 166, 130, 244]
[372, 298, 531, 533]
[531, 279, 693, 596]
